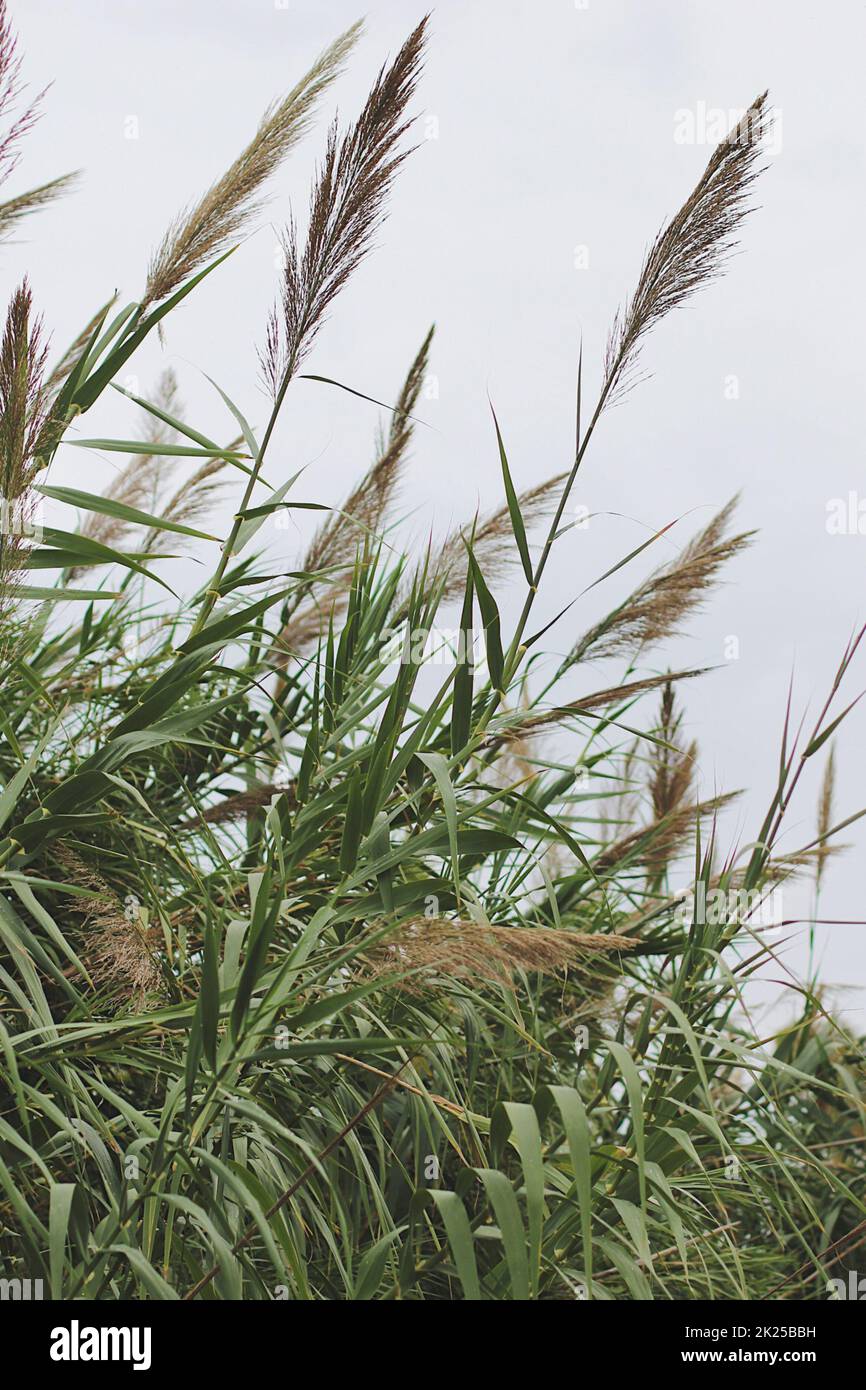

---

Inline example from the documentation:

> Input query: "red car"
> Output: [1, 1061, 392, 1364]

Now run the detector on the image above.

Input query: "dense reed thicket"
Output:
[0, 8, 863, 1301]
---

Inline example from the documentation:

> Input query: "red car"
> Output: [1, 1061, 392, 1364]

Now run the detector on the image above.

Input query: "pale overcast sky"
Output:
[7, 0, 866, 1024]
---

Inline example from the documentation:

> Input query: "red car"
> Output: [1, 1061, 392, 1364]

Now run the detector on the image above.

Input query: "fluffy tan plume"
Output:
[0, 279, 50, 596]
[262, 18, 429, 395]
[143, 21, 363, 307]
[568, 498, 753, 666]
[603, 93, 771, 409]
[493, 668, 709, 746]
[362, 917, 635, 993]
[271, 324, 434, 664]
[435, 473, 568, 604]
[815, 745, 836, 891]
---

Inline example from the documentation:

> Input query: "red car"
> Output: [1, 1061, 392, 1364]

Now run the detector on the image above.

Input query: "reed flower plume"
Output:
[83, 900, 163, 1008]
[649, 681, 696, 823]
[143, 20, 363, 307]
[69, 368, 181, 573]
[187, 19, 428, 645]
[0, 1, 77, 240]
[179, 781, 291, 833]
[347, 323, 433, 527]
[602, 93, 771, 408]
[0, 279, 50, 591]
[436, 472, 568, 603]
[55, 847, 162, 1008]
[362, 917, 635, 993]
[72, 370, 234, 570]
[0, 27, 863, 1307]
[567, 497, 753, 667]
[262, 17, 429, 396]
[274, 463, 565, 667]
[280, 415, 563, 665]
[645, 680, 698, 884]
[0, 0, 34, 185]
[307, 325, 433, 574]
[0, 279, 49, 496]
[815, 745, 836, 892]
[595, 791, 738, 879]
[491, 667, 708, 747]
[67, 366, 189, 578]
[271, 324, 433, 663]
[0, 172, 79, 241]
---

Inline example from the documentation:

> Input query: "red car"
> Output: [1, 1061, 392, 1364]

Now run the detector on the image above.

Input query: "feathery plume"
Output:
[491, 668, 709, 746]
[262, 18, 429, 395]
[71, 368, 181, 569]
[0, 279, 50, 595]
[361, 917, 635, 992]
[143, 20, 363, 307]
[54, 846, 162, 1007]
[0, 279, 49, 498]
[595, 791, 738, 877]
[270, 596, 340, 665]
[815, 744, 836, 891]
[490, 683, 538, 787]
[375, 321, 433, 453]
[603, 93, 771, 408]
[308, 325, 433, 575]
[645, 680, 698, 883]
[179, 781, 292, 832]
[0, 170, 79, 241]
[435, 472, 568, 603]
[649, 681, 696, 822]
[568, 497, 753, 666]
[271, 324, 433, 663]
[0, 0, 41, 191]
[148, 453, 233, 547]
[0, 2, 77, 235]
[83, 904, 163, 1007]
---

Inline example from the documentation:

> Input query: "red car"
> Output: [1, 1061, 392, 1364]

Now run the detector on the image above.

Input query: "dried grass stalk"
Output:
[569, 498, 754, 665]
[143, 21, 363, 307]
[55, 847, 162, 1007]
[262, 18, 428, 395]
[495, 667, 708, 745]
[76, 367, 181, 555]
[179, 781, 291, 832]
[272, 323, 434, 663]
[596, 792, 737, 877]
[362, 916, 635, 992]
[0, 2, 77, 239]
[0, 279, 50, 596]
[603, 92, 770, 408]
[435, 473, 568, 604]
[815, 745, 836, 891]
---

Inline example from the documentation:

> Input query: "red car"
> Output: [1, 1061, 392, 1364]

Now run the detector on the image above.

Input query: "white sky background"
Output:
[7, 0, 866, 1029]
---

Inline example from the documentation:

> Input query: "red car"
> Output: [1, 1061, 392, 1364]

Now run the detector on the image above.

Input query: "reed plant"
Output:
[0, 6, 862, 1301]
